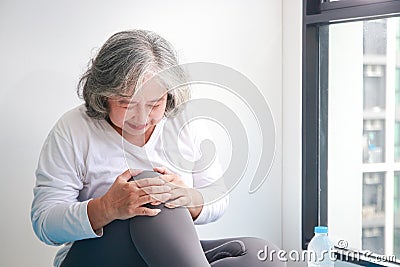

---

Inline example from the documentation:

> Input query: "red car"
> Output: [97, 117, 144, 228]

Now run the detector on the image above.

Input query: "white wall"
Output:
[0, 1, 283, 266]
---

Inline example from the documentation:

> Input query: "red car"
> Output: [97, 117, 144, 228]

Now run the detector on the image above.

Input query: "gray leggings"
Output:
[61, 171, 284, 267]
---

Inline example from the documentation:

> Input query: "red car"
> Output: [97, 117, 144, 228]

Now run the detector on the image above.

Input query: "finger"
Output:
[168, 187, 187, 199]
[134, 177, 165, 188]
[129, 169, 143, 177]
[135, 207, 161, 217]
[137, 185, 172, 195]
[159, 175, 187, 189]
[137, 193, 171, 206]
[165, 196, 190, 208]
[153, 166, 167, 174]
[151, 201, 162, 206]
[118, 169, 141, 182]
[153, 166, 172, 175]
[159, 174, 176, 183]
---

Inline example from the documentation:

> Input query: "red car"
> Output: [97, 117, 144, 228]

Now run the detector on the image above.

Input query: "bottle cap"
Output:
[314, 226, 328, 234]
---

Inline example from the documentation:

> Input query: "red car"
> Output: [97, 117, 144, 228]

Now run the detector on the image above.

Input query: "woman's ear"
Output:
[167, 93, 174, 106]
[103, 96, 110, 113]
[165, 93, 175, 114]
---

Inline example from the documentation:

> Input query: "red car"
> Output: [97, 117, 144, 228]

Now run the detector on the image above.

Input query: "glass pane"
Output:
[394, 18, 400, 259]
[327, 16, 400, 257]
[364, 20, 387, 55]
[395, 20, 400, 161]
[394, 172, 400, 257]
[363, 120, 385, 163]
[363, 65, 386, 110]
[362, 172, 385, 254]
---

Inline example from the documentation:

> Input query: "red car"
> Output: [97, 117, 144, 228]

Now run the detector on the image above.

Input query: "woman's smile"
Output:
[125, 121, 149, 131]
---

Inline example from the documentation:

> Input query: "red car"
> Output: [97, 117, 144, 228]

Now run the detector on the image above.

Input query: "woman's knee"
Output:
[130, 202, 192, 229]
[130, 170, 194, 228]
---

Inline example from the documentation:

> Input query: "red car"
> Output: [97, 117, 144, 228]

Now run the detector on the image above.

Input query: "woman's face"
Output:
[107, 76, 168, 138]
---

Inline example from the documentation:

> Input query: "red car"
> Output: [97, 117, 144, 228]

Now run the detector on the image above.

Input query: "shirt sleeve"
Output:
[31, 128, 101, 246]
[192, 168, 230, 225]
[189, 122, 229, 225]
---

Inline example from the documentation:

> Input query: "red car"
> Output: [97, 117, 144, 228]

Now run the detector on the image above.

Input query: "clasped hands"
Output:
[99, 166, 203, 222]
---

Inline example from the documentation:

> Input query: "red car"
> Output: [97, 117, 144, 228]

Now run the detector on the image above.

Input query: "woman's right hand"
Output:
[88, 169, 172, 232]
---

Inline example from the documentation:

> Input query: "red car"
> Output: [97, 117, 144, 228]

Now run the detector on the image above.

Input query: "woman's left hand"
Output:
[152, 166, 204, 220]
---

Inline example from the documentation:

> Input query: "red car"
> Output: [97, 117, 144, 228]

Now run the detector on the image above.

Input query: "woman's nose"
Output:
[127, 105, 150, 123]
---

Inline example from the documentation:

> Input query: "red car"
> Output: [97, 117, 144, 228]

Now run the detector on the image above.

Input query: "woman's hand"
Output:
[88, 169, 172, 232]
[153, 166, 204, 220]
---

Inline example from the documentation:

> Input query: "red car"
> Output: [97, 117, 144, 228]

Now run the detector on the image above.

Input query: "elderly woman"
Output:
[31, 29, 283, 267]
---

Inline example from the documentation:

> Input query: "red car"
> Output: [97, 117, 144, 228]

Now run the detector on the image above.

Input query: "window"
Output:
[302, 0, 400, 265]
[328, 17, 400, 256]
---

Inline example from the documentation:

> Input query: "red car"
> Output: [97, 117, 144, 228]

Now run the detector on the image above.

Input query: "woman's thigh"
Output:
[60, 219, 148, 267]
[61, 204, 209, 267]
[128, 171, 209, 266]
[62, 170, 209, 267]
[129, 204, 209, 267]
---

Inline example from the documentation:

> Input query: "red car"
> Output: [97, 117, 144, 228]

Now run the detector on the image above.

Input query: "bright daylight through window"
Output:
[327, 16, 400, 258]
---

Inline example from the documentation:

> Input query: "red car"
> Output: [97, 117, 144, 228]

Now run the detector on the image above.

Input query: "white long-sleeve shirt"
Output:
[31, 104, 228, 267]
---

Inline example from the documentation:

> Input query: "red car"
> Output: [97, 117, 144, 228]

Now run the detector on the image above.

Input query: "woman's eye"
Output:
[116, 101, 128, 107]
[147, 104, 160, 108]
[119, 102, 136, 109]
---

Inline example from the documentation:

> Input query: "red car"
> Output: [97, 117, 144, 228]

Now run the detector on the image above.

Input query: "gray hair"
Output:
[77, 29, 190, 119]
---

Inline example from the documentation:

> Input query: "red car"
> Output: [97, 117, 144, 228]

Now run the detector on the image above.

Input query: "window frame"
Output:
[302, 0, 400, 265]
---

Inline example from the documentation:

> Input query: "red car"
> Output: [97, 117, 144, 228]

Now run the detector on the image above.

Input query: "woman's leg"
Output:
[61, 203, 211, 267]
[61, 170, 209, 267]
[62, 170, 281, 267]
[128, 170, 210, 267]
[129, 204, 209, 266]
[201, 237, 286, 267]
[62, 170, 210, 267]
[201, 238, 247, 263]
[60, 219, 148, 267]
